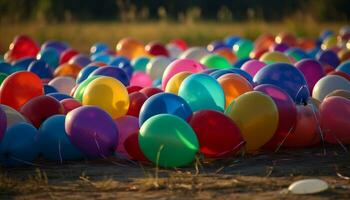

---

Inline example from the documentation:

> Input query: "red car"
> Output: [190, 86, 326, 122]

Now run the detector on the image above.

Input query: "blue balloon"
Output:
[44, 84, 58, 94]
[47, 92, 73, 101]
[0, 62, 12, 74]
[12, 57, 36, 73]
[200, 69, 218, 74]
[109, 56, 129, 66]
[0, 122, 39, 166]
[319, 29, 334, 41]
[139, 93, 192, 125]
[38, 115, 84, 161]
[76, 65, 98, 84]
[254, 63, 310, 104]
[89, 66, 129, 86]
[153, 78, 162, 87]
[316, 50, 340, 68]
[117, 61, 134, 78]
[91, 53, 113, 63]
[233, 58, 251, 68]
[27, 60, 53, 79]
[207, 40, 228, 52]
[224, 36, 241, 47]
[336, 60, 350, 75]
[308, 47, 321, 58]
[210, 69, 253, 84]
[90, 42, 109, 54]
[37, 47, 59, 69]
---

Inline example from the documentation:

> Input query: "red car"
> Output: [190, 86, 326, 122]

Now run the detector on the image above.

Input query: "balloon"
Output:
[90, 42, 109, 54]
[7, 35, 39, 61]
[89, 66, 129, 86]
[27, 60, 53, 79]
[130, 71, 152, 87]
[0, 107, 7, 140]
[60, 98, 82, 114]
[283, 104, 321, 147]
[0, 73, 8, 86]
[224, 36, 241, 47]
[145, 42, 169, 57]
[328, 70, 350, 81]
[54, 63, 81, 78]
[214, 47, 237, 64]
[210, 68, 254, 84]
[91, 53, 113, 63]
[316, 50, 340, 68]
[295, 59, 325, 93]
[225, 91, 279, 152]
[127, 92, 148, 117]
[76, 65, 98, 84]
[233, 58, 251, 68]
[178, 73, 225, 112]
[139, 87, 163, 97]
[325, 89, 350, 101]
[131, 56, 150, 72]
[269, 43, 289, 52]
[255, 84, 297, 150]
[82, 76, 129, 119]
[0, 71, 44, 110]
[118, 61, 134, 78]
[275, 32, 297, 47]
[285, 48, 310, 62]
[114, 115, 139, 159]
[68, 54, 91, 68]
[74, 75, 101, 101]
[116, 37, 145, 59]
[139, 93, 192, 125]
[0, 104, 28, 128]
[59, 49, 79, 64]
[320, 96, 350, 144]
[207, 40, 228, 52]
[109, 56, 129, 66]
[0, 122, 39, 166]
[65, 106, 118, 157]
[0, 62, 12, 74]
[200, 54, 231, 69]
[321, 36, 337, 50]
[20, 96, 64, 128]
[218, 74, 253, 108]
[127, 85, 143, 93]
[48, 76, 76, 95]
[254, 63, 310, 104]
[336, 60, 350, 75]
[165, 71, 192, 94]
[170, 39, 188, 50]
[47, 92, 73, 101]
[38, 115, 84, 161]
[180, 47, 209, 61]
[312, 75, 350, 101]
[259, 51, 292, 64]
[189, 110, 244, 158]
[41, 40, 69, 55]
[146, 56, 171, 80]
[233, 39, 254, 59]
[161, 59, 204, 90]
[124, 131, 149, 162]
[37, 47, 59, 69]
[166, 44, 182, 59]
[139, 114, 199, 167]
[241, 60, 266, 77]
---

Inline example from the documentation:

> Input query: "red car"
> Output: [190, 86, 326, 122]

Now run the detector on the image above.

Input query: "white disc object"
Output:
[288, 179, 328, 194]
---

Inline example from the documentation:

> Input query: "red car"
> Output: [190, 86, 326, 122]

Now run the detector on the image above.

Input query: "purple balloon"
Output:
[316, 50, 340, 68]
[114, 115, 139, 159]
[42, 41, 69, 55]
[0, 107, 7, 141]
[295, 59, 325, 93]
[269, 43, 289, 52]
[69, 54, 91, 67]
[65, 106, 118, 157]
[241, 59, 266, 77]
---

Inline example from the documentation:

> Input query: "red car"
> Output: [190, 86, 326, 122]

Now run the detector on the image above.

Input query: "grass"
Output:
[0, 20, 346, 54]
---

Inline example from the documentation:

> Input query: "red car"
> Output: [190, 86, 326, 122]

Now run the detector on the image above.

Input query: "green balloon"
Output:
[73, 75, 101, 102]
[233, 39, 253, 59]
[200, 54, 231, 69]
[131, 56, 150, 72]
[139, 114, 199, 168]
[0, 73, 8, 86]
[178, 73, 225, 112]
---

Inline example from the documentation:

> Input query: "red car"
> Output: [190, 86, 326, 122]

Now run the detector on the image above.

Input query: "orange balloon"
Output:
[254, 33, 275, 50]
[283, 105, 321, 148]
[275, 32, 297, 47]
[0, 71, 44, 110]
[338, 49, 350, 62]
[54, 63, 82, 78]
[214, 48, 237, 64]
[218, 74, 253, 108]
[298, 38, 316, 51]
[116, 37, 145, 59]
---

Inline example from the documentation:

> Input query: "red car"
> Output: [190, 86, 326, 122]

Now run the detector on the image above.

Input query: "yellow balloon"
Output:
[82, 76, 129, 119]
[321, 35, 338, 50]
[165, 72, 192, 94]
[225, 91, 279, 152]
[260, 51, 292, 64]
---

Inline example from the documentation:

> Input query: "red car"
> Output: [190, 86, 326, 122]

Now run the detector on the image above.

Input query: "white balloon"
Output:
[166, 44, 183, 59]
[146, 56, 172, 80]
[48, 76, 76, 95]
[180, 47, 209, 61]
[288, 179, 328, 194]
[312, 75, 350, 101]
[0, 104, 28, 128]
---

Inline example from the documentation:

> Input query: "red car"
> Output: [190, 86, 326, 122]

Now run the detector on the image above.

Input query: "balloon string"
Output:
[215, 140, 246, 157]
[295, 85, 308, 105]
[10, 156, 41, 167]
[326, 129, 349, 153]
[58, 139, 63, 164]
[274, 125, 295, 153]
[309, 102, 327, 155]
[114, 151, 138, 166]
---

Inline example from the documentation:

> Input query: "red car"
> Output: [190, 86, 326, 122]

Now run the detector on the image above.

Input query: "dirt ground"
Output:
[0, 146, 349, 200]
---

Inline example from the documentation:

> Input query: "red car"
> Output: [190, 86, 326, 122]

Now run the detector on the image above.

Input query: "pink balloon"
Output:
[130, 71, 152, 87]
[114, 115, 140, 159]
[241, 60, 266, 77]
[161, 58, 206, 90]
[295, 59, 325, 93]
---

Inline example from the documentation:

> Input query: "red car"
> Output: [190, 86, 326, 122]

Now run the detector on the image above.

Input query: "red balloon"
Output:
[170, 39, 188, 50]
[127, 85, 143, 94]
[320, 96, 350, 144]
[20, 95, 64, 128]
[255, 84, 297, 150]
[127, 92, 148, 117]
[124, 132, 149, 162]
[283, 105, 321, 148]
[8, 35, 39, 61]
[0, 71, 44, 110]
[145, 42, 169, 57]
[139, 87, 163, 97]
[59, 49, 80, 65]
[188, 110, 244, 158]
[60, 98, 82, 114]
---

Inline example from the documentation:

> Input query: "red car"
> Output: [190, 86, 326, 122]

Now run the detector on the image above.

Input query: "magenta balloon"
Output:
[65, 106, 118, 157]
[161, 58, 206, 90]
[241, 60, 266, 77]
[255, 84, 297, 150]
[295, 59, 325, 93]
[114, 115, 139, 159]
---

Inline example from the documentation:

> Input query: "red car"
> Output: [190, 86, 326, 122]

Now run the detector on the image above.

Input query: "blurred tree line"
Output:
[0, 0, 349, 23]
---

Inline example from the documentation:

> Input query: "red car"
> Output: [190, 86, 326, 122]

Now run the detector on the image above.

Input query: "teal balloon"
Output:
[38, 115, 84, 161]
[37, 47, 59, 69]
[139, 114, 199, 167]
[131, 56, 150, 72]
[178, 73, 225, 112]
[233, 39, 253, 59]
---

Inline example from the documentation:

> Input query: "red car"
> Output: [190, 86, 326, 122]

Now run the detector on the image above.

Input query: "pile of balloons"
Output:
[0, 26, 350, 168]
